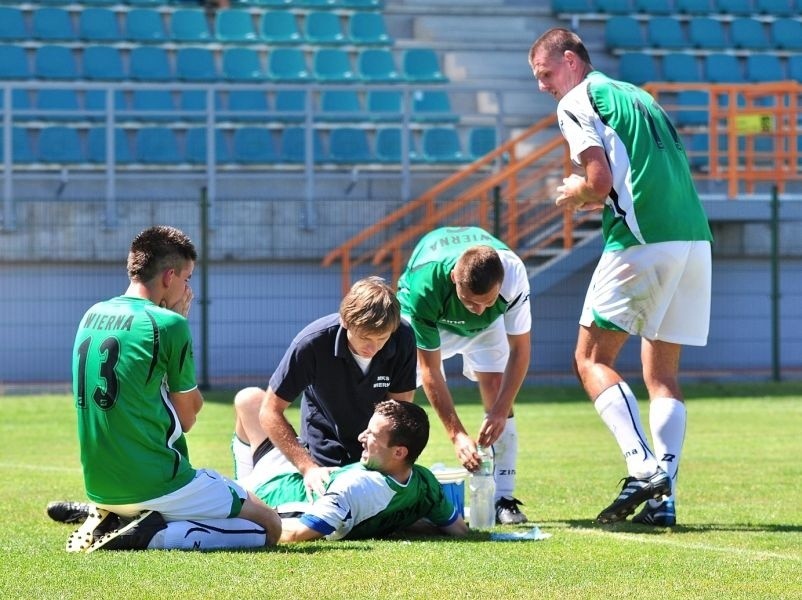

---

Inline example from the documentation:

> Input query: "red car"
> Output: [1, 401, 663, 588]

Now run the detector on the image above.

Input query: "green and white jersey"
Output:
[396, 226, 531, 350]
[72, 296, 198, 504]
[252, 462, 459, 540]
[557, 71, 713, 251]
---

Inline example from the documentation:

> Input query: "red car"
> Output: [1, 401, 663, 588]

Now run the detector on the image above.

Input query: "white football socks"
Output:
[492, 416, 518, 501]
[595, 382, 660, 480]
[648, 397, 686, 506]
[148, 518, 267, 550]
[231, 435, 254, 479]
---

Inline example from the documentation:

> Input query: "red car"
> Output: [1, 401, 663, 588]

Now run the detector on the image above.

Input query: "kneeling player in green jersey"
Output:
[238, 399, 468, 541]
[396, 226, 532, 525]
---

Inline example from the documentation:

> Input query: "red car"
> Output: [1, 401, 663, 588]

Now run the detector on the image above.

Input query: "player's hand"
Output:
[303, 466, 335, 501]
[477, 411, 507, 448]
[453, 433, 480, 472]
[555, 173, 588, 212]
[164, 285, 194, 318]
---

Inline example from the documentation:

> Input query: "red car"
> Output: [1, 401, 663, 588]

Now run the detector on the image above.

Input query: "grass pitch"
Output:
[1, 382, 801, 599]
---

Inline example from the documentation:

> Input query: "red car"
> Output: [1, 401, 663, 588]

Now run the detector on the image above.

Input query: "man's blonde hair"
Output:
[339, 276, 401, 334]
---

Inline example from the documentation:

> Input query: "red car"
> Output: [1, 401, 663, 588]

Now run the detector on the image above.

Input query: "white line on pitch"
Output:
[0, 462, 80, 473]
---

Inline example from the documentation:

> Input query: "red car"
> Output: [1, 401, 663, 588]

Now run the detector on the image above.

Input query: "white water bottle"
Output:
[469, 445, 496, 529]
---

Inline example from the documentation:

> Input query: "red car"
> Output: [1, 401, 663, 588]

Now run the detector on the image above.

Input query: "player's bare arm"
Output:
[171, 388, 203, 432]
[279, 518, 326, 543]
[556, 146, 611, 211]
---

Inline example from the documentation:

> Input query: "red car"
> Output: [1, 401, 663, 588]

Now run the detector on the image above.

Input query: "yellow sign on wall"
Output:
[734, 114, 775, 134]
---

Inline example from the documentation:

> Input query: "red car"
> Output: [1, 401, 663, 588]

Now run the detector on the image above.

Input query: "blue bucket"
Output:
[432, 466, 468, 518]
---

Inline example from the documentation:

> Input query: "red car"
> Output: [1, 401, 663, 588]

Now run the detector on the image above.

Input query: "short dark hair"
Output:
[127, 226, 197, 283]
[374, 400, 429, 465]
[529, 27, 592, 66]
[452, 246, 504, 295]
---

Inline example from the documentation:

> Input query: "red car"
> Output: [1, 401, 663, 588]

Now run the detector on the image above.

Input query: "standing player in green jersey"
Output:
[69, 225, 281, 552]
[529, 29, 714, 526]
[396, 226, 532, 525]
[238, 399, 468, 541]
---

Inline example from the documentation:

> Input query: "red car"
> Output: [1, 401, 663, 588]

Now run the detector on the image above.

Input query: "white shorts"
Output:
[96, 468, 248, 522]
[579, 240, 711, 346]
[432, 318, 510, 382]
[238, 446, 298, 493]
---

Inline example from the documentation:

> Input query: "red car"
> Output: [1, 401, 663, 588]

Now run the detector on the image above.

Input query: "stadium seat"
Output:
[216, 8, 258, 42]
[319, 90, 363, 121]
[232, 127, 278, 163]
[126, 8, 167, 43]
[278, 126, 325, 163]
[34, 46, 79, 80]
[294, 0, 338, 8]
[675, 0, 713, 14]
[171, 9, 212, 42]
[374, 127, 418, 163]
[412, 90, 458, 122]
[348, 12, 391, 45]
[0, 89, 31, 113]
[618, 52, 658, 85]
[605, 16, 643, 50]
[755, 0, 795, 16]
[662, 53, 701, 82]
[305, 11, 346, 44]
[38, 126, 83, 163]
[313, 49, 356, 82]
[468, 126, 497, 159]
[78, 8, 120, 42]
[135, 127, 181, 164]
[259, 10, 302, 44]
[550, 0, 593, 11]
[787, 55, 802, 82]
[704, 53, 744, 83]
[274, 90, 308, 122]
[267, 48, 311, 81]
[328, 127, 372, 162]
[714, 0, 753, 14]
[32, 8, 76, 41]
[226, 90, 270, 121]
[0, 127, 34, 163]
[222, 48, 265, 81]
[647, 17, 686, 50]
[239, 0, 292, 6]
[402, 49, 447, 82]
[770, 18, 802, 51]
[730, 18, 770, 50]
[83, 0, 118, 4]
[176, 47, 218, 81]
[35, 89, 80, 121]
[85, 89, 127, 117]
[184, 128, 231, 165]
[179, 90, 223, 120]
[688, 18, 726, 49]
[594, 0, 632, 13]
[340, 0, 383, 6]
[745, 54, 784, 82]
[634, 0, 672, 13]
[129, 46, 173, 81]
[86, 127, 132, 164]
[82, 46, 125, 81]
[421, 127, 468, 163]
[131, 90, 177, 121]
[125, 0, 162, 6]
[0, 7, 27, 41]
[674, 90, 709, 127]
[0, 46, 31, 79]
[366, 90, 403, 121]
[357, 49, 400, 82]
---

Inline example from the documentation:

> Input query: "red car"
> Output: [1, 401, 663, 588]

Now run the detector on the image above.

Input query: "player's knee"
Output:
[234, 387, 262, 413]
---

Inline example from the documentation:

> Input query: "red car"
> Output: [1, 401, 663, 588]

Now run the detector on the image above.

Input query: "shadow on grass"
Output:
[547, 519, 802, 535]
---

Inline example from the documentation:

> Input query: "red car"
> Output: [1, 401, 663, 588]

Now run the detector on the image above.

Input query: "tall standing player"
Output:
[529, 28, 713, 525]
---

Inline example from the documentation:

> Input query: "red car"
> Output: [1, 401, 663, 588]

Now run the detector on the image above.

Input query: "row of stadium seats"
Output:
[0, 45, 446, 84]
[0, 7, 391, 46]
[4, 0, 383, 8]
[0, 88, 458, 124]
[606, 15, 802, 52]
[685, 132, 802, 170]
[0, 124, 495, 165]
[618, 51, 802, 85]
[553, 0, 798, 16]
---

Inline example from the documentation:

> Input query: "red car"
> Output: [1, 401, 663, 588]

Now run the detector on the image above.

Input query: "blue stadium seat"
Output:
[605, 16, 643, 50]
[125, 0, 162, 6]
[216, 8, 258, 42]
[267, 48, 311, 81]
[328, 127, 372, 162]
[745, 54, 784, 82]
[0, 46, 31, 79]
[770, 18, 802, 51]
[730, 18, 770, 50]
[675, 90, 709, 127]
[129, 46, 173, 81]
[550, 0, 593, 11]
[35, 89, 80, 121]
[468, 126, 496, 159]
[294, 0, 338, 8]
[595, 0, 632, 13]
[0, 127, 34, 163]
[232, 127, 278, 163]
[675, 0, 713, 14]
[412, 90, 458, 122]
[184, 128, 231, 165]
[786, 55, 802, 82]
[82, 46, 125, 81]
[374, 127, 417, 163]
[647, 17, 686, 50]
[662, 53, 701, 82]
[366, 90, 403, 121]
[402, 49, 446, 83]
[688, 18, 726, 49]
[34, 46, 79, 80]
[714, 0, 753, 14]
[126, 8, 167, 43]
[32, 8, 76, 41]
[340, 0, 383, 6]
[85, 89, 127, 118]
[131, 90, 177, 121]
[135, 127, 181, 164]
[634, 0, 672, 13]
[704, 53, 744, 83]
[38, 126, 84, 163]
[278, 126, 325, 163]
[421, 127, 468, 163]
[357, 49, 400, 82]
[86, 127, 132, 164]
[313, 49, 356, 82]
[171, 9, 212, 42]
[755, 0, 795, 15]
[259, 10, 302, 43]
[226, 90, 270, 121]
[0, 7, 28, 41]
[348, 12, 391, 45]
[78, 7, 121, 42]
[83, 0, 118, 5]
[179, 90, 223, 120]
[274, 90, 307, 122]
[176, 47, 218, 81]
[244, 0, 293, 7]
[305, 11, 346, 44]
[319, 90, 362, 121]
[222, 48, 265, 81]
[618, 53, 658, 85]
[0, 90, 31, 113]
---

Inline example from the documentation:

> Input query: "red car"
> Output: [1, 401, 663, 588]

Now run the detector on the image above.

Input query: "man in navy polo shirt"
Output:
[231, 276, 417, 500]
